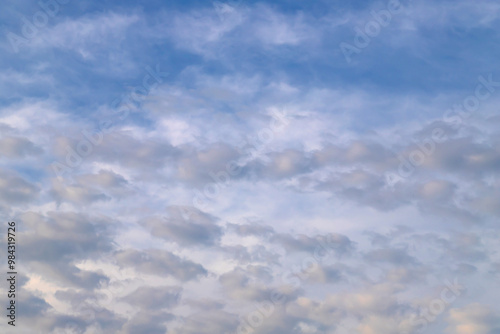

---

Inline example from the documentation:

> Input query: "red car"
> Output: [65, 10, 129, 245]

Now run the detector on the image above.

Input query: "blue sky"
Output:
[1, 0, 500, 333]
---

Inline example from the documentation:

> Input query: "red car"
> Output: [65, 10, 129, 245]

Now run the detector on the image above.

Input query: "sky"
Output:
[0, 0, 500, 333]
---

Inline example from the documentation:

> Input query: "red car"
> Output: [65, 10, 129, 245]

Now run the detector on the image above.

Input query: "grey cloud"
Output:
[312, 141, 394, 170]
[226, 221, 275, 237]
[243, 141, 394, 183]
[384, 267, 429, 284]
[254, 149, 312, 179]
[19, 211, 116, 289]
[114, 249, 207, 281]
[175, 142, 242, 186]
[0, 123, 13, 133]
[121, 286, 182, 310]
[362, 228, 492, 279]
[0, 136, 43, 158]
[245, 265, 274, 283]
[466, 183, 500, 217]
[120, 311, 174, 334]
[446, 303, 500, 334]
[220, 244, 282, 265]
[315, 169, 408, 211]
[416, 200, 480, 225]
[51, 169, 133, 204]
[54, 289, 126, 332]
[238, 306, 304, 334]
[183, 298, 225, 311]
[417, 179, 456, 202]
[489, 262, 500, 275]
[219, 267, 270, 301]
[420, 138, 500, 176]
[142, 207, 223, 247]
[50, 179, 109, 205]
[446, 233, 490, 262]
[29, 261, 109, 290]
[47, 309, 125, 334]
[170, 309, 239, 334]
[270, 128, 500, 217]
[405, 231, 489, 270]
[286, 282, 412, 331]
[77, 169, 129, 188]
[84, 131, 179, 176]
[92, 308, 127, 333]
[364, 231, 392, 247]
[304, 264, 343, 284]
[0, 169, 39, 205]
[414, 120, 460, 140]
[364, 248, 417, 266]
[43, 315, 89, 334]
[21, 211, 116, 262]
[55, 289, 100, 306]
[16, 289, 52, 318]
[271, 232, 354, 256]
[454, 263, 478, 275]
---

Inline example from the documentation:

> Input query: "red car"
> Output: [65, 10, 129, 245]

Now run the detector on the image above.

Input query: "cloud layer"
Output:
[0, 0, 499, 333]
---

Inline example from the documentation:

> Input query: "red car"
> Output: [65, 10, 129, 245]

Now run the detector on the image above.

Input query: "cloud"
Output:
[119, 311, 174, 334]
[141, 207, 223, 247]
[120, 286, 182, 310]
[226, 221, 275, 238]
[1, 0, 499, 332]
[219, 267, 271, 301]
[271, 233, 354, 256]
[114, 249, 207, 281]
[19, 211, 116, 289]
[446, 303, 500, 334]
[0, 136, 43, 158]
[169, 309, 239, 334]
[0, 169, 39, 209]
[364, 247, 418, 266]
[50, 178, 109, 205]
[77, 169, 129, 188]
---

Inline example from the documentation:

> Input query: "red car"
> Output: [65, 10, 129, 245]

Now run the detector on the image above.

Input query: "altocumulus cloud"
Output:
[0, 0, 499, 333]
